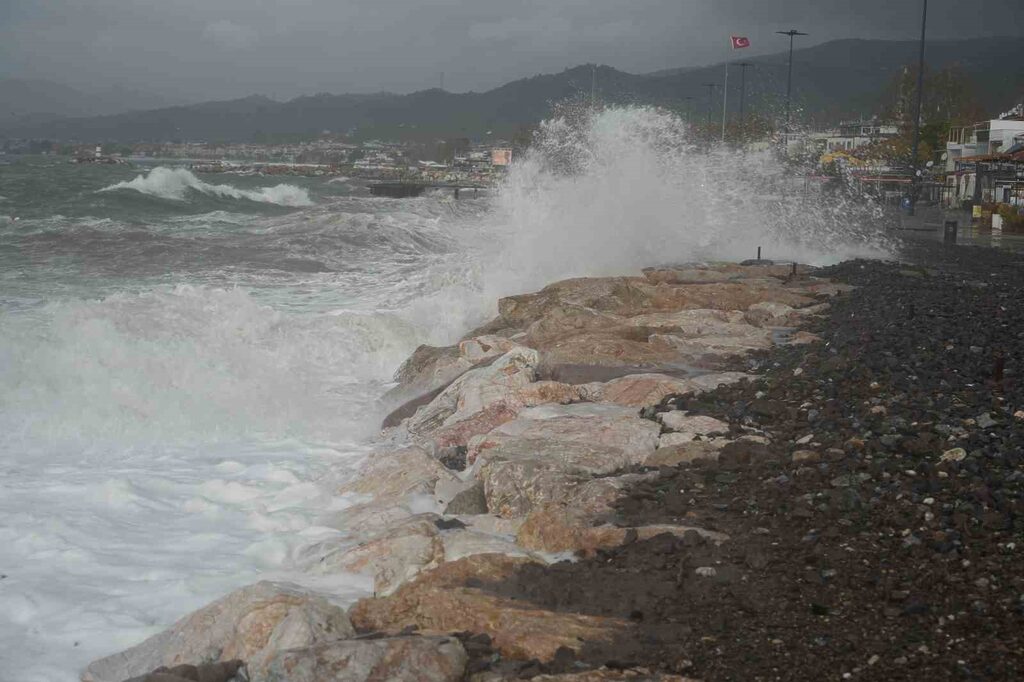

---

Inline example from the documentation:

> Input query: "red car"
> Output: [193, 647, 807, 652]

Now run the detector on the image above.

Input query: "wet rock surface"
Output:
[454, 245, 1024, 680]
[84, 582, 354, 682]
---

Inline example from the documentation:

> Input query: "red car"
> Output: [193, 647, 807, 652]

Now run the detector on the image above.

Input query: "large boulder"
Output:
[497, 278, 650, 327]
[686, 371, 753, 392]
[441, 528, 539, 562]
[659, 412, 730, 436]
[122, 662, 243, 682]
[404, 347, 539, 439]
[349, 555, 625, 661]
[516, 504, 728, 554]
[589, 373, 697, 407]
[562, 472, 660, 518]
[646, 440, 726, 466]
[534, 331, 684, 373]
[308, 516, 444, 597]
[480, 437, 649, 478]
[478, 454, 589, 519]
[82, 582, 354, 682]
[642, 262, 812, 285]
[469, 404, 660, 463]
[480, 466, 659, 523]
[380, 345, 471, 428]
[261, 636, 467, 682]
[340, 447, 458, 501]
[318, 502, 415, 536]
[308, 517, 540, 596]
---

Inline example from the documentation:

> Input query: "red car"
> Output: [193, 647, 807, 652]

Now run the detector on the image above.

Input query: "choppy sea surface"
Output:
[0, 107, 895, 681]
[0, 157, 498, 681]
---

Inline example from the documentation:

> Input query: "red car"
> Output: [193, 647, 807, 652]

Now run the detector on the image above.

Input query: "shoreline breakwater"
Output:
[82, 259, 852, 682]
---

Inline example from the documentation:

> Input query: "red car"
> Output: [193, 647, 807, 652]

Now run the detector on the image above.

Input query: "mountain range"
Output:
[0, 78, 184, 123]
[3, 37, 1022, 143]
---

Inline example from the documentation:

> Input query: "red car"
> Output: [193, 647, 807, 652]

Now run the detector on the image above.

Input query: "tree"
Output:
[879, 63, 986, 166]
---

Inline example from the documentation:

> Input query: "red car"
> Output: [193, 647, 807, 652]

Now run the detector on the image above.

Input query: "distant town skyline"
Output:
[1, 0, 1021, 103]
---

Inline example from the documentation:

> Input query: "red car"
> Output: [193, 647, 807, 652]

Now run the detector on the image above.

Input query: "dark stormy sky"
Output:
[1, 0, 1021, 102]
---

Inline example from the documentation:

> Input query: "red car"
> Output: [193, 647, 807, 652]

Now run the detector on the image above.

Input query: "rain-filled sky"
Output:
[1, 0, 1021, 102]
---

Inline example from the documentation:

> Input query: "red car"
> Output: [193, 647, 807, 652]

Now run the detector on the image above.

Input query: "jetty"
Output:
[368, 181, 488, 198]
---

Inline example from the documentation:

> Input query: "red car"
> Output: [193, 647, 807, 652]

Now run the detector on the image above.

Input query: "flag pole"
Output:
[721, 61, 729, 143]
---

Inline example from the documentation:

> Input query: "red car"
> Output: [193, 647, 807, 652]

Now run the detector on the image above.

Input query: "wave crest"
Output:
[101, 167, 313, 207]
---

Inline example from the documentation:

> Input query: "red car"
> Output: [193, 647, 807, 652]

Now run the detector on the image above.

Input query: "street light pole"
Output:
[908, 0, 928, 216]
[776, 29, 808, 145]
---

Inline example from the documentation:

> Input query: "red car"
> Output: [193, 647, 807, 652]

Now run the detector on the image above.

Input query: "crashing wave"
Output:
[100, 166, 313, 207]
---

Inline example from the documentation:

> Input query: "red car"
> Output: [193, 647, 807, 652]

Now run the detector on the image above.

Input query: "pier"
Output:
[368, 181, 488, 198]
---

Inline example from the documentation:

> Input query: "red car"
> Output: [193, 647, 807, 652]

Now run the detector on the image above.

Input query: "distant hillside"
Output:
[3, 37, 1022, 143]
[0, 78, 182, 124]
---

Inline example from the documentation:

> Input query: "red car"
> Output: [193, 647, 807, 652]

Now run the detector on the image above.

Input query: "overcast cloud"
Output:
[0, 0, 1021, 102]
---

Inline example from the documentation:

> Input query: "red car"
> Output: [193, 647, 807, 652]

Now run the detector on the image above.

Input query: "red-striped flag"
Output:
[731, 36, 751, 49]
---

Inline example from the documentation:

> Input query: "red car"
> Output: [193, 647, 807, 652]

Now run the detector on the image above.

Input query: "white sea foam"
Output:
[101, 166, 313, 207]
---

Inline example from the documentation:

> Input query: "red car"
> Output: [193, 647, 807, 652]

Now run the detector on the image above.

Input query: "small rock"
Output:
[660, 412, 730, 435]
[976, 413, 996, 429]
[940, 447, 967, 463]
[694, 566, 717, 577]
[792, 450, 820, 464]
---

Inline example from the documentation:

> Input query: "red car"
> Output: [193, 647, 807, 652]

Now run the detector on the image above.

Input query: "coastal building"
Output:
[943, 105, 1024, 208]
[945, 110, 1024, 172]
[812, 119, 900, 153]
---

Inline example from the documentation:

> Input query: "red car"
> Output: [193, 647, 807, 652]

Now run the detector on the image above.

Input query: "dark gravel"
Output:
[482, 243, 1024, 681]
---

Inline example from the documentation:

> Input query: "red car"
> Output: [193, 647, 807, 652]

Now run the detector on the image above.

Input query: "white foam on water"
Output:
[0, 285, 422, 681]
[101, 166, 313, 207]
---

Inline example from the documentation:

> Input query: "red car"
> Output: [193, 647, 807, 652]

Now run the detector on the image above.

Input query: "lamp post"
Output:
[776, 29, 807, 144]
[908, 0, 928, 216]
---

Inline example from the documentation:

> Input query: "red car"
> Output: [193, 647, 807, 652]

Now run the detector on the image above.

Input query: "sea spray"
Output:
[101, 166, 314, 207]
[477, 105, 895, 299]
[389, 105, 898, 348]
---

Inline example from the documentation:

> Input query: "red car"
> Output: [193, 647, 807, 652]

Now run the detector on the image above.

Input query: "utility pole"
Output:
[908, 0, 928, 216]
[776, 29, 808, 145]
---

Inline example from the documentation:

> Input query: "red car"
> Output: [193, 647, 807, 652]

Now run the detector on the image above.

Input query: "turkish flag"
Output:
[731, 36, 751, 49]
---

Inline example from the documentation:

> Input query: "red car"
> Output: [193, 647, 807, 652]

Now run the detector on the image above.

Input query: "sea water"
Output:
[0, 107, 894, 681]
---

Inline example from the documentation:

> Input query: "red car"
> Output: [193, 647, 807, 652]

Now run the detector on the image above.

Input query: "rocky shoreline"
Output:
[82, 243, 1024, 681]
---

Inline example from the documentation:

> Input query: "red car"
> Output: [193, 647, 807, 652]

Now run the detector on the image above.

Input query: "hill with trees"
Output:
[2, 37, 1021, 143]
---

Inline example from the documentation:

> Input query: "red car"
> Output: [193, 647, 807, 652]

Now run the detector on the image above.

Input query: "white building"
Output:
[811, 120, 900, 153]
[945, 116, 1024, 171]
